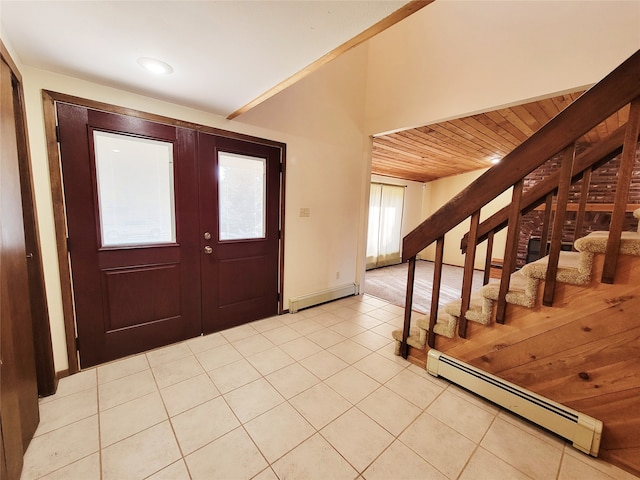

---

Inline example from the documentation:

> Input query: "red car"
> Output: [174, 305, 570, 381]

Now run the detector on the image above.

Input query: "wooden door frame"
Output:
[42, 91, 287, 374]
[1, 41, 57, 396]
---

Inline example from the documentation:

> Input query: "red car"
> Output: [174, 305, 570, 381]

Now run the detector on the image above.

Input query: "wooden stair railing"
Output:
[460, 123, 636, 253]
[400, 49, 640, 357]
[460, 113, 640, 286]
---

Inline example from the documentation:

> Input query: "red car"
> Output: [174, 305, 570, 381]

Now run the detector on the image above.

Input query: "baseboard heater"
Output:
[289, 283, 358, 313]
[427, 350, 602, 456]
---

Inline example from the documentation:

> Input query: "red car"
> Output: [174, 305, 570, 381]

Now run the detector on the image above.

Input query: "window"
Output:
[218, 151, 267, 241]
[94, 131, 176, 247]
[366, 183, 405, 269]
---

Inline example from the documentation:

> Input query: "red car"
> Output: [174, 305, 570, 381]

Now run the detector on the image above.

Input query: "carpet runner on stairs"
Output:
[392, 214, 640, 354]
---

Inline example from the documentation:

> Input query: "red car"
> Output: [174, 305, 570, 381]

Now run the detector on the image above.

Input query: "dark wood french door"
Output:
[198, 134, 281, 333]
[57, 105, 281, 368]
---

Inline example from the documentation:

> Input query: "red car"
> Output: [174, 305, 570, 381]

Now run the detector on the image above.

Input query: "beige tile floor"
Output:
[21, 295, 639, 480]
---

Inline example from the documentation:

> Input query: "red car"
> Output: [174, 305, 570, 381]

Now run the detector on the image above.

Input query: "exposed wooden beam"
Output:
[227, 0, 434, 120]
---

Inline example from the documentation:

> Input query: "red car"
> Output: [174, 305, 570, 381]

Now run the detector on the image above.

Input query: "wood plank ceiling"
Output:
[372, 91, 630, 183]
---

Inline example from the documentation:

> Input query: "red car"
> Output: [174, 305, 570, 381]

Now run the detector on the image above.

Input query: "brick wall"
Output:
[516, 142, 640, 267]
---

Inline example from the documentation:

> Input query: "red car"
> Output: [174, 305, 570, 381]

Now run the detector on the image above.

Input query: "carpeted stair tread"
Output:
[444, 293, 492, 325]
[391, 327, 426, 350]
[574, 231, 640, 257]
[432, 313, 456, 338]
[416, 309, 457, 338]
[480, 271, 539, 308]
[520, 250, 593, 286]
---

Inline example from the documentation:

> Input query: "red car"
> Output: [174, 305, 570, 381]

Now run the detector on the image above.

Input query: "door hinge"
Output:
[279, 162, 283, 173]
[55, 125, 61, 143]
[277, 293, 280, 302]
[75, 337, 80, 351]
[66, 237, 71, 252]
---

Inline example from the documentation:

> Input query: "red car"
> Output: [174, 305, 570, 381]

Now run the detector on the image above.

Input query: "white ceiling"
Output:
[0, 0, 409, 117]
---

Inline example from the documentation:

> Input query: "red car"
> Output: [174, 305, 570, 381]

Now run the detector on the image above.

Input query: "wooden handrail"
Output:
[403, 50, 640, 262]
[460, 123, 634, 253]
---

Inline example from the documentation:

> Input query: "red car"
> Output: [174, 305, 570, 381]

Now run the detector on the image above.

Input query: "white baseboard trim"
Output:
[289, 283, 359, 313]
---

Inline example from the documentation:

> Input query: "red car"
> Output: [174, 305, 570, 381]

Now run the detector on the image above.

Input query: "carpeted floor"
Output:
[363, 260, 485, 314]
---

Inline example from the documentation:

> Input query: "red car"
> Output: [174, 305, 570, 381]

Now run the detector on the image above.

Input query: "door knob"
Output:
[204, 246, 213, 254]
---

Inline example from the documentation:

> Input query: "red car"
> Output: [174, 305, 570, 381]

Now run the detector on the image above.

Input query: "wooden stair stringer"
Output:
[396, 253, 639, 364]
[470, 300, 640, 377]
[443, 253, 639, 361]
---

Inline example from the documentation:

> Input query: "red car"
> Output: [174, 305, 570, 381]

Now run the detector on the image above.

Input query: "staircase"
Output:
[388, 50, 640, 476]
[392, 212, 640, 349]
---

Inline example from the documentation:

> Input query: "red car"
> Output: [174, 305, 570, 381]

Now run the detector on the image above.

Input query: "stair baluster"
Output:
[459, 211, 480, 337]
[496, 179, 524, 323]
[538, 193, 554, 259]
[427, 236, 444, 348]
[483, 230, 494, 285]
[573, 166, 592, 247]
[602, 97, 640, 283]
[543, 143, 576, 306]
[401, 256, 417, 358]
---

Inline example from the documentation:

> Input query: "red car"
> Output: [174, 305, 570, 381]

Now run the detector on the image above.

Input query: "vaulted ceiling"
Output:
[371, 91, 630, 183]
[0, 0, 424, 118]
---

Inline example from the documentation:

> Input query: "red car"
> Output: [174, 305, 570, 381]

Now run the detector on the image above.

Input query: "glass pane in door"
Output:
[94, 131, 176, 246]
[218, 152, 266, 241]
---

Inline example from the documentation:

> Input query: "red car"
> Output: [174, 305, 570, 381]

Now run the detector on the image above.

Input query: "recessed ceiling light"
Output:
[491, 157, 501, 165]
[137, 57, 174, 75]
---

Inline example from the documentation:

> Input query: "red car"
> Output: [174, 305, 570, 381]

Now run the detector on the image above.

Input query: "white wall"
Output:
[17, 44, 371, 373]
[232, 45, 370, 299]
[365, 0, 640, 136]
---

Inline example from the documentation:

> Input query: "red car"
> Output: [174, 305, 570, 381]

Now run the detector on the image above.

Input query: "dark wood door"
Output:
[198, 134, 281, 332]
[1, 58, 39, 480]
[57, 106, 283, 367]
[57, 105, 201, 368]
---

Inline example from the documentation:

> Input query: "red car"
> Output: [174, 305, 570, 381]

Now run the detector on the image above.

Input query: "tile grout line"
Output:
[146, 348, 190, 479]
[26, 296, 633, 480]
